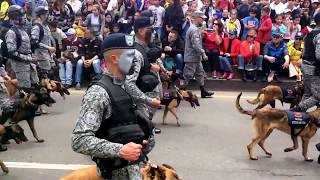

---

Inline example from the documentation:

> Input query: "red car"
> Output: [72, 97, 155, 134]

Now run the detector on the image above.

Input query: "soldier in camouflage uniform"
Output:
[183, 11, 214, 98]
[31, 6, 56, 80]
[5, 5, 39, 89]
[291, 13, 320, 112]
[72, 33, 149, 180]
[125, 11, 161, 130]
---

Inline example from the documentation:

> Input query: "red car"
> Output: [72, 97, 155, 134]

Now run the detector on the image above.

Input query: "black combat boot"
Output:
[0, 145, 7, 152]
[200, 86, 214, 98]
[316, 143, 320, 164]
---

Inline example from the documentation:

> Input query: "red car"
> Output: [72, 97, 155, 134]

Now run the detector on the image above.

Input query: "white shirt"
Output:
[67, 0, 82, 14]
[107, 0, 118, 11]
[270, 2, 286, 15]
[182, 4, 188, 15]
[148, 5, 166, 28]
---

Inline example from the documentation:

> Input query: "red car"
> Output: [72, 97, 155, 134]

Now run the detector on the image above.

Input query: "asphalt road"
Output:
[1, 90, 320, 180]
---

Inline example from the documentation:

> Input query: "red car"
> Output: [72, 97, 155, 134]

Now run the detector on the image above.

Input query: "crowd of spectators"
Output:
[1, 0, 320, 87]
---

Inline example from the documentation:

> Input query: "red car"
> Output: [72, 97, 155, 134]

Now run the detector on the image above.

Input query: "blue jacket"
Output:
[264, 41, 288, 63]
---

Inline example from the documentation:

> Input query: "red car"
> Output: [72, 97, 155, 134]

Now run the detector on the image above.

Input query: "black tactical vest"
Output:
[303, 29, 320, 66]
[93, 75, 142, 141]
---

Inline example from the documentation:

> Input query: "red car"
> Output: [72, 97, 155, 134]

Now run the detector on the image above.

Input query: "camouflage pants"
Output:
[183, 62, 205, 86]
[298, 75, 320, 111]
[8, 62, 39, 88]
[97, 164, 142, 180]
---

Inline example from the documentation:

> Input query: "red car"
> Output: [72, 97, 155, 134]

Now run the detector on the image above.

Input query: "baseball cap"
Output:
[192, 10, 207, 19]
[65, 28, 76, 36]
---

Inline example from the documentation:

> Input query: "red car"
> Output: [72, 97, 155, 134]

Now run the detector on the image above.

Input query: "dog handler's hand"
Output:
[151, 98, 161, 108]
[120, 142, 142, 161]
[2, 75, 11, 81]
[151, 63, 160, 72]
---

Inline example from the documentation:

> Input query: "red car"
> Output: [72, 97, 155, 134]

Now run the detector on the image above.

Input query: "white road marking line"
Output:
[68, 89, 256, 99]
[4, 162, 92, 170]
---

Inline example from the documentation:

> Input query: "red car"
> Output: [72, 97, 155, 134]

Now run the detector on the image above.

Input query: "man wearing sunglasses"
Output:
[263, 31, 289, 82]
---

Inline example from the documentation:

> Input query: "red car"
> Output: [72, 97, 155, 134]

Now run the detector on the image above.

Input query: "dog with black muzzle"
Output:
[0, 124, 28, 174]
[161, 86, 200, 126]
[0, 88, 56, 143]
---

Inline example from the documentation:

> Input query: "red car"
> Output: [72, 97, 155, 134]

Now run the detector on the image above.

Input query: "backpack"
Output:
[0, 26, 22, 64]
[30, 23, 44, 53]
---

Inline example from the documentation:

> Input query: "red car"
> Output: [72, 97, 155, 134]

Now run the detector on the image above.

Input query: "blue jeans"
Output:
[154, 27, 164, 41]
[219, 56, 233, 72]
[59, 61, 73, 85]
[237, 55, 263, 71]
[75, 59, 101, 83]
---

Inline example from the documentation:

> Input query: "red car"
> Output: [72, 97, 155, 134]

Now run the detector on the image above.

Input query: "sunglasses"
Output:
[213, 22, 219, 25]
[273, 35, 281, 39]
[295, 37, 302, 40]
[248, 35, 255, 38]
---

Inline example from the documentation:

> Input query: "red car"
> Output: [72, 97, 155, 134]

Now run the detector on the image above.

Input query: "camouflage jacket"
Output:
[71, 72, 142, 180]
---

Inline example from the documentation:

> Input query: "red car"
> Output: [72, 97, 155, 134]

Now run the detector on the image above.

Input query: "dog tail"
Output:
[236, 92, 253, 116]
[246, 89, 264, 105]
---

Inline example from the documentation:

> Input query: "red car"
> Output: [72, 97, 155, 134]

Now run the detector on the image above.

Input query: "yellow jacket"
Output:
[0, 1, 9, 21]
[288, 41, 304, 62]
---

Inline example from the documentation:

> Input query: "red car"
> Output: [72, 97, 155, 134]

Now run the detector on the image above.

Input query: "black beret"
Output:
[101, 33, 135, 53]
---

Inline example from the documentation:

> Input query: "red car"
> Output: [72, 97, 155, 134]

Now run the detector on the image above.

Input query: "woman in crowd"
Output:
[163, 0, 184, 37]
[81, 0, 95, 17]
[202, 19, 223, 78]
[288, 32, 304, 82]
[83, 4, 105, 39]
[300, 0, 312, 29]
[49, 0, 75, 32]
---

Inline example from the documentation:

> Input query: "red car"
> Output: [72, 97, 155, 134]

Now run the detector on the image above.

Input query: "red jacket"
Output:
[240, 40, 260, 63]
[256, 15, 272, 45]
[215, 0, 234, 10]
[202, 31, 222, 52]
[220, 38, 241, 65]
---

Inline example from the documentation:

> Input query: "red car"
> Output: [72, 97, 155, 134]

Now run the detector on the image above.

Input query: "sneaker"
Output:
[211, 70, 217, 78]
[75, 83, 81, 90]
[154, 128, 161, 134]
[219, 72, 229, 79]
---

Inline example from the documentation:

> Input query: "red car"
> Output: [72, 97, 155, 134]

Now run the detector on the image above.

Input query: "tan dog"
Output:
[141, 163, 181, 180]
[60, 166, 102, 180]
[236, 92, 320, 161]
[161, 88, 200, 126]
[41, 79, 70, 99]
[4, 79, 17, 97]
[247, 82, 304, 109]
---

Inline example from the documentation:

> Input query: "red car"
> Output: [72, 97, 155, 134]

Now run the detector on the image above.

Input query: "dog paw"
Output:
[284, 147, 294, 152]
[305, 158, 313, 162]
[250, 156, 258, 160]
[177, 123, 181, 127]
[266, 152, 272, 157]
[36, 139, 45, 143]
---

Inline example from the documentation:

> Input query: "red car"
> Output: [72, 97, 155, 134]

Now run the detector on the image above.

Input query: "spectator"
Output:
[242, 7, 259, 40]
[81, 0, 95, 17]
[221, 9, 229, 24]
[263, 32, 289, 83]
[238, 28, 263, 81]
[301, 19, 317, 36]
[83, 4, 105, 39]
[215, 0, 234, 11]
[257, 6, 272, 53]
[110, 23, 120, 34]
[75, 29, 101, 90]
[219, 30, 241, 80]
[300, 0, 312, 29]
[272, 14, 287, 37]
[202, 19, 223, 78]
[270, 0, 286, 21]
[0, 0, 10, 27]
[67, 0, 82, 14]
[288, 32, 304, 82]
[225, 9, 241, 38]
[283, 9, 293, 42]
[59, 28, 83, 88]
[49, 21, 67, 59]
[49, 0, 75, 32]
[163, 0, 184, 36]
[181, 11, 192, 40]
[104, 12, 115, 37]
[119, 14, 134, 34]
[73, 13, 86, 39]
[291, 15, 301, 39]
[181, 0, 188, 15]
[161, 30, 185, 74]
[148, 0, 166, 41]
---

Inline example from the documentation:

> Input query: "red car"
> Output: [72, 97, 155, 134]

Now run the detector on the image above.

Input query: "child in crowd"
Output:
[283, 9, 293, 42]
[225, 9, 241, 38]
[288, 32, 304, 82]
[73, 13, 86, 39]
[242, 7, 260, 40]
[272, 14, 287, 37]
[291, 15, 301, 40]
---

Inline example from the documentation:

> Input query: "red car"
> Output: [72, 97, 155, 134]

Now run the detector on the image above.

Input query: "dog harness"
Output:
[281, 87, 297, 102]
[286, 111, 311, 136]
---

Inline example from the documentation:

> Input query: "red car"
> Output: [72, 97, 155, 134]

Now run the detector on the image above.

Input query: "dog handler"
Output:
[72, 33, 153, 180]
[290, 12, 320, 112]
